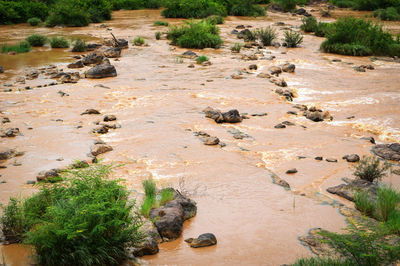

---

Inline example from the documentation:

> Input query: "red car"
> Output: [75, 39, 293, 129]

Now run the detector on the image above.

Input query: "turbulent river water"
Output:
[0, 5, 399, 265]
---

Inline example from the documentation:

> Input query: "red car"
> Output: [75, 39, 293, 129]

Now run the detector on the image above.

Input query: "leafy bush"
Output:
[275, 0, 297, 12]
[27, 17, 42, 26]
[196, 55, 209, 64]
[231, 42, 243, 52]
[155, 31, 161, 40]
[300, 16, 318, 32]
[26, 34, 47, 47]
[374, 7, 400, 21]
[206, 14, 225, 24]
[314, 22, 333, 37]
[162, 0, 227, 18]
[71, 38, 86, 52]
[1, 164, 143, 266]
[49, 36, 70, 48]
[353, 156, 390, 182]
[167, 20, 223, 49]
[0, 0, 49, 25]
[284, 30, 303, 47]
[46, 0, 111, 27]
[256, 26, 277, 46]
[330, 0, 355, 8]
[1, 41, 31, 53]
[320, 221, 400, 265]
[229, 0, 266, 16]
[321, 17, 400, 56]
[243, 29, 257, 41]
[133, 37, 145, 46]
[154, 20, 169, 26]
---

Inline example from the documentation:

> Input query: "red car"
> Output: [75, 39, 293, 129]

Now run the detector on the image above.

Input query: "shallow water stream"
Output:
[0, 6, 399, 265]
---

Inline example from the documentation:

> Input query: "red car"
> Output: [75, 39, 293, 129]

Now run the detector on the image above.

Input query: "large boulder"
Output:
[86, 63, 117, 79]
[372, 143, 400, 161]
[185, 233, 217, 248]
[326, 178, 377, 202]
[81, 52, 105, 66]
[203, 107, 243, 123]
[149, 194, 197, 241]
[90, 143, 113, 156]
[103, 47, 122, 58]
[67, 60, 84, 69]
[0, 149, 23, 161]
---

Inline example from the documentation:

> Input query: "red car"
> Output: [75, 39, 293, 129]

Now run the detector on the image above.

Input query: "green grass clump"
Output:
[293, 257, 354, 266]
[49, 37, 70, 48]
[314, 22, 333, 37]
[155, 31, 162, 40]
[301, 16, 318, 32]
[243, 29, 257, 41]
[154, 20, 169, 26]
[374, 7, 400, 21]
[162, 0, 227, 18]
[1, 164, 143, 265]
[133, 37, 145, 46]
[256, 26, 277, 46]
[231, 42, 243, 52]
[167, 20, 223, 49]
[27, 17, 42, 26]
[376, 186, 400, 221]
[206, 15, 225, 24]
[353, 156, 390, 182]
[354, 191, 375, 216]
[26, 34, 47, 47]
[284, 30, 303, 48]
[386, 210, 400, 234]
[140, 179, 176, 217]
[71, 38, 86, 52]
[1, 41, 31, 53]
[196, 55, 209, 64]
[321, 17, 400, 57]
[159, 188, 175, 206]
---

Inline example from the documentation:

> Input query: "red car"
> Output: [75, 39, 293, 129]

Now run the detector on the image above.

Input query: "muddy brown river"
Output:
[0, 5, 399, 265]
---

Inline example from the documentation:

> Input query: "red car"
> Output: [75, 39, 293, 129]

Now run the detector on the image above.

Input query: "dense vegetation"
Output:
[0, 164, 143, 266]
[330, 0, 400, 20]
[1, 41, 31, 53]
[320, 17, 400, 56]
[167, 20, 223, 48]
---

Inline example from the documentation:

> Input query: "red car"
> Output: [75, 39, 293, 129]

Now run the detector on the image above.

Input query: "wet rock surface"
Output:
[327, 178, 377, 201]
[90, 143, 113, 156]
[185, 233, 217, 248]
[86, 62, 117, 79]
[36, 169, 60, 182]
[203, 107, 243, 123]
[372, 143, 400, 161]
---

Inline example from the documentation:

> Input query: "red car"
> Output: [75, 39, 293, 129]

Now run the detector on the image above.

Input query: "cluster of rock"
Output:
[293, 105, 333, 122]
[193, 131, 224, 146]
[372, 143, 400, 161]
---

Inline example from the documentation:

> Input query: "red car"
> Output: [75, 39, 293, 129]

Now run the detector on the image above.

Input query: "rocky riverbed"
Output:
[0, 5, 400, 265]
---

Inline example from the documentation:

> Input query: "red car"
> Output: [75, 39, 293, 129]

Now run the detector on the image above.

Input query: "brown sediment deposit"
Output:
[1, 4, 400, 265]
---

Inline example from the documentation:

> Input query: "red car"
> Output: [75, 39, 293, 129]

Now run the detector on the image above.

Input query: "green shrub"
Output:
[1, 41, 31, 53]
[314, 22, 333, 37]
[0, 0, 49, 25]
[321, 17, 399, 56]
[330, 0, 354, 8]
[243, 29, 257, 41]
[1, 164, 143, 266]
[27, 17, 42, 26]
[293, 257, 354, 266]
[386, 210, 400, 234]
[162, 0, 227, 18]
[275, 0, 297, 12]
[154, 20, 169, 26]
[229, 0, 266, 16]
[155, 31, 162, 40]
[231, 42, 243, 52]
[196, 55, 209, 64]
[376, 186, 400, 222]
[355, 191, 375, 217]
[26, 34, 47, 47]
[320, 221, 400, 265]
[300, 16, 318, 32]
[71, 38, 86, 52]
[256, 26, 277, 46]
[133, 36, 145, 46]
[167, 20, 223, 49]
[284, 30, 303, 47]
[206, 14, 225, 24]
[374, 7, 400, 21]
[143, 179, 156, 198]
[140, 195, 156, 217]
[353, 156, 390, 182]
[49, 37, 70, 48]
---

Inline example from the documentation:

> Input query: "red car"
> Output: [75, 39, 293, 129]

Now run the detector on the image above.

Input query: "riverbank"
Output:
[0, 5, 399, 265]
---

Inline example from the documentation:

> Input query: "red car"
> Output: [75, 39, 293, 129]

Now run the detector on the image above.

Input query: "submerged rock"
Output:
[270, 172, 290, 190]
[342, 154, 360, 162]
[81, 109, 101, 115]
[90, 143, 113, 156]
[186, 233, 217, 248]
[372, 143, 400, 161]
[1, 128, 21, 137]
[0, 149, 23, 161]
[282, 63, 295, 73]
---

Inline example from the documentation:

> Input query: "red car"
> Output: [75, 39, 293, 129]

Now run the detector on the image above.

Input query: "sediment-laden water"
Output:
[0, 5, 399, 265]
